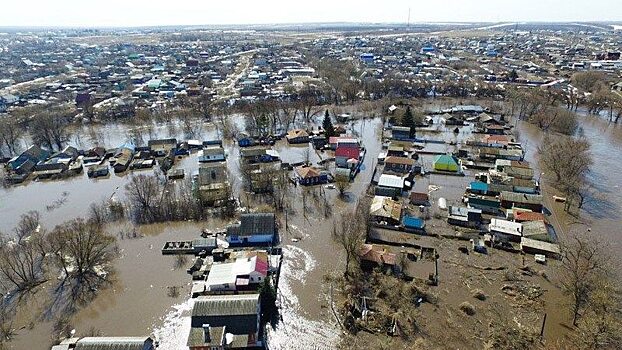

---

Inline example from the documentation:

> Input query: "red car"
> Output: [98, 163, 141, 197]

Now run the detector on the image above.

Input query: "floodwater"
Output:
[517, 114, 622, 257]
[1, 116, 383, 350]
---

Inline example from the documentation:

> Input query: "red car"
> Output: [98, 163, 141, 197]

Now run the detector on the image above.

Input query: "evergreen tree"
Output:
[402, 106, 416, 138]
[509, 69, 518, 82]
[322, 109, 335, 138]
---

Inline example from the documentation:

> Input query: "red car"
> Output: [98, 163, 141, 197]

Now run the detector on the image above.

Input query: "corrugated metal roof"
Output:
[74, 337, 153, 350]
[378, 174, 404, 188]
[192, 294, 260, 317]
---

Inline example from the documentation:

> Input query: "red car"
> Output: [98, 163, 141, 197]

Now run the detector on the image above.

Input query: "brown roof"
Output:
[295, 166, 321, 179]
[410, 192, 429, 202]
[286, 129, 309, 139]
[385, 156, 415, 166]
[514, 211, 546, 223]
[359, 244, 396, 266]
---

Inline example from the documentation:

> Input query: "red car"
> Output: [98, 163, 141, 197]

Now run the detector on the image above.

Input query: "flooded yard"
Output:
[1, 116, 383, 350]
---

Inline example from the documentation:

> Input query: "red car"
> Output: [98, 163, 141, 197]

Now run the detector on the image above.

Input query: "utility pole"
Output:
[407, 8, 411, 29]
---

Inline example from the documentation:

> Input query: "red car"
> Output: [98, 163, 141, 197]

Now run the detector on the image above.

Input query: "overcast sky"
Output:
[1, 0, 620, 27]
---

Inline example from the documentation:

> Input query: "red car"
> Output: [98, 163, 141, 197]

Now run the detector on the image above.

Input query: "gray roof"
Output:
[74, 337, 153, 350]
[187, 326, 225, 347]
[192, 294, 260, 317]
[228, 213, 275, 236]
[501, 191, 543, 205]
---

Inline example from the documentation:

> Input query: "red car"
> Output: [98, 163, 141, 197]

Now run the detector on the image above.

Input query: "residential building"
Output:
[188, 294, 262, 350]
[226, 213, 277, 246]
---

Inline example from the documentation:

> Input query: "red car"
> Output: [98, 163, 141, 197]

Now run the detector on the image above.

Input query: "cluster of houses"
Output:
[236, 121, 364, 189]
[161, 212, 279, 349]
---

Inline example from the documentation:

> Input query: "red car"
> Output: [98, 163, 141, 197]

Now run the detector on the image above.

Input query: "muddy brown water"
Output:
[517, 116, 622, 257]
[1, 117, 382, 350]
[4, 111, 618, 349]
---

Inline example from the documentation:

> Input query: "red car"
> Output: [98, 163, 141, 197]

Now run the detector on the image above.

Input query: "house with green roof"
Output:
[433, 154, 460, 173]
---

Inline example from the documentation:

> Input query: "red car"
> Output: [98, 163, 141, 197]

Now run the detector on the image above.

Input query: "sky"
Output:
[0, 0, 620, 28]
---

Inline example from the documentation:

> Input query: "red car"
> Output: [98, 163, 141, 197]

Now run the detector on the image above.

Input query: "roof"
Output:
[520, 237, 560, 255]
[522, 220, 548, 237]
[403, 216, 425, 229]
[514, 211, 545, 222]
[377, 174, 404, 189]
[490, 218, 523, 236]
[335, 146, 359, 159]
[385, 156, 414, 166]
[206, 255, 268, 289]
[370, 196, 402, 221]
[410, 192, 429, 202]
[192, 294, 260, 317]
[359, 244, 396, 266]
[286, 129, 309, 139]
[470, 181, 489, 192]
[434, 154, 459, 167]
[501, 191, 543, 205]
[227, 213, 275, 236]
[296, 166, 321, 179]
[74, 337, 153, 350]
[187, 326, 225, 348]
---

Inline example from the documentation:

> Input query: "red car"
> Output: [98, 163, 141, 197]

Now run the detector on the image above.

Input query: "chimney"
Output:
[202, 324, 211, 343]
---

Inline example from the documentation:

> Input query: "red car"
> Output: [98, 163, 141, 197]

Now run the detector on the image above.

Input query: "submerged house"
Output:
[148, 138, 177, 156]
[188, 294, 262, 350]
[285, 129, 310, 144]
[197, 162, 230, 204]
[500, 191, 543, 213]
[375, 174, 404, 197]
[335, 139, 361, 168]
[8, 145, 50, 173]
[447, 206, 482, 228]
[384, 156, 415, 174]
[390, 126, 414, 140]
[295, 166, 328, 185]
[226, 213, 277, 246]
[198, 146, 226, 163]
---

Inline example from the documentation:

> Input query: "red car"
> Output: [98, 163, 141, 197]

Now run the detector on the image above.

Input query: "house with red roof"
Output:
[335, 138, 361, 168]
[359, 244, 397, 271]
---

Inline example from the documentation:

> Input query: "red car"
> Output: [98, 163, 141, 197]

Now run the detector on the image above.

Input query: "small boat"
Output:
[552, 195, 567, 203]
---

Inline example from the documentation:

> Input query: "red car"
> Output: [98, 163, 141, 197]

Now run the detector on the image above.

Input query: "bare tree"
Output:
[0, 116, 21, 156]
[573, 279, 622, 350]
[125, 174, 162, 224]
[13, 211, 41, 244]
[29, 106, 73, 151]
[559, 232, 608, 326]
[47, 219, 117, 301]
[539, 135, 591, 184]
[0, 233, 47, 293]
[332, 199, 370, 278]
[334, 175, 351, 198]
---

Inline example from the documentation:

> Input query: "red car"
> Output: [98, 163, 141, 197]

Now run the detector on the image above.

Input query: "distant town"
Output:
[0, 21, 621, 350]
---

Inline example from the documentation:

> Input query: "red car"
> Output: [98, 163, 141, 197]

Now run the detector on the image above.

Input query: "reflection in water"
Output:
[518, 116, 622, 261]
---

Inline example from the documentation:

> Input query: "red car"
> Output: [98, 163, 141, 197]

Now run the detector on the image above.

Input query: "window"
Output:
[211, 171, 216, 180]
